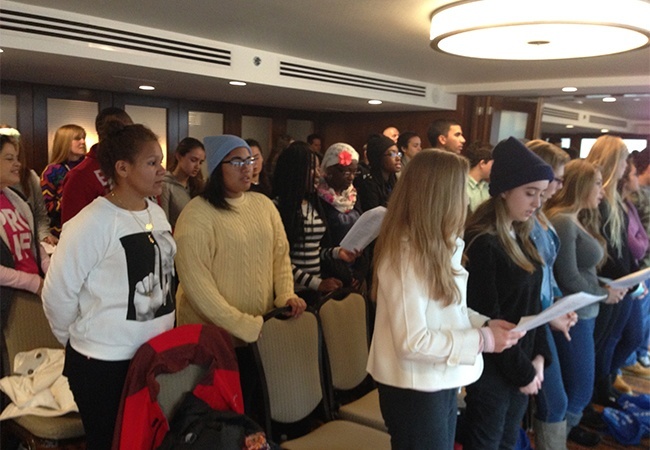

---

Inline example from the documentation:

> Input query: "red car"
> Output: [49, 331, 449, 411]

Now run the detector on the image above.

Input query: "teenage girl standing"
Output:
[463, 137, 554, 450]
[586, 135, 642, 406]
[367, 150, 523, 450]
[545, 159, 625, 446]
[43, 123, 176, 449]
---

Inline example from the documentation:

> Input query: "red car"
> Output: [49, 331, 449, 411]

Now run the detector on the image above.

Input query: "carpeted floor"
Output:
[529, 370, 650, 450]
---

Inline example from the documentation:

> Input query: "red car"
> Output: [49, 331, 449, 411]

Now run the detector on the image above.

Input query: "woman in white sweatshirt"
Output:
[43, 123, 176, 450]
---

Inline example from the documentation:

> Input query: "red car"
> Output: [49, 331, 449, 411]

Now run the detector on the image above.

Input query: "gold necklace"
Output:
[110, 192, 155, 243]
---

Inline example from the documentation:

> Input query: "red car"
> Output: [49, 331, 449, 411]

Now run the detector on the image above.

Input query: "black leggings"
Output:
[64, 344, 130, 450]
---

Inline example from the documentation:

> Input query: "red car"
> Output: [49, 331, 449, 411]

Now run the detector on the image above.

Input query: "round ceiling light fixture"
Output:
[430, 0, 650, 60]
[368, 99, 383, 105]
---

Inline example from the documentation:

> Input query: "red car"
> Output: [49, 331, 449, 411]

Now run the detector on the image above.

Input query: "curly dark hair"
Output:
[97, 122, 158, 182]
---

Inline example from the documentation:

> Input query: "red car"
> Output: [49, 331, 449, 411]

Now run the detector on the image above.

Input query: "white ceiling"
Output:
[2, 0, 649, 131]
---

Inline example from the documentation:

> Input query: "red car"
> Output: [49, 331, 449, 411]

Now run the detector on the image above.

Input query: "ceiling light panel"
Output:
[430, 0, 650, 60]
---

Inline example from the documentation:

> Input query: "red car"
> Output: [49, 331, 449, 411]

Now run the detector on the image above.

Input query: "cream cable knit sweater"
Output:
[175, 192, 295, 343]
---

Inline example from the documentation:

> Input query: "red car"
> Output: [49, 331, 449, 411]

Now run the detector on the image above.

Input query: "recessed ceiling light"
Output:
[566, 125, 575, 128]
[139, 85, 155, 91]
[601, 129, 610, 133]
[368, 100, 383, 105]
[0, 49, 4, 53]
[562, 87, 578, 92]
[602, 97, 617, 102]
[229, 81, 247, 86]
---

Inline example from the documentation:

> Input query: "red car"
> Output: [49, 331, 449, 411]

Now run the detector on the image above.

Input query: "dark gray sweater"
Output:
[550, 213, 608, 319]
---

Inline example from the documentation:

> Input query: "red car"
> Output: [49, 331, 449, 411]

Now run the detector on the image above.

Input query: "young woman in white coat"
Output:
[367, 149, 523, 450]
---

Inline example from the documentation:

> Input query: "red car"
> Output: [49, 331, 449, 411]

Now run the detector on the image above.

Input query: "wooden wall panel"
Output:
[317, 97, 471, 153]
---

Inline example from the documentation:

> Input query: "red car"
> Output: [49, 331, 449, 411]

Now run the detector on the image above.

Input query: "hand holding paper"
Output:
[339, 206, 386, 252]
[603, 267, 650, 289]
[486, 319, 525, 352]
[513, 291, 606, 332]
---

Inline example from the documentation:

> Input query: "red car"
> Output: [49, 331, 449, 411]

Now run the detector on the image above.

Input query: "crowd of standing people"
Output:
[1, 111, 649, 450]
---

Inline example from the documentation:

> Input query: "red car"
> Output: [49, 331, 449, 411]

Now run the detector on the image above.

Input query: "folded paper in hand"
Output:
[513, 291, 606, 332]
[339, 206, 386, 252]
[603, 267, 650, 290]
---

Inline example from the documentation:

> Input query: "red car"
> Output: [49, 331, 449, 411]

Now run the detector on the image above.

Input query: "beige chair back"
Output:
[255, 311, 322, 423]
[319, 293, 369, 391]
[2, 291, 86, 443]
[3, 290, 61, 374]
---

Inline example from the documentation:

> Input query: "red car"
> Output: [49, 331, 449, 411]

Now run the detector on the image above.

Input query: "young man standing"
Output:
[427, 118, 466, 154]
[462, 141, 493, 212]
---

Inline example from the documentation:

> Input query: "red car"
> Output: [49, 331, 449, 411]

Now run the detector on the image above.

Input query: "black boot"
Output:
[568, 426, 601, 447]
[592, 374, 620, 407]
[580, 404, 607, 430]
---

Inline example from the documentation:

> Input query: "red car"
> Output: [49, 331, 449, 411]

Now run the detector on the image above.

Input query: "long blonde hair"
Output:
[50, 124, 85, 165]
[465, 195, 543, 273]
[545, 159, 606, 258]
[372, 150, 468, 306]
[585, 135, 628, 255]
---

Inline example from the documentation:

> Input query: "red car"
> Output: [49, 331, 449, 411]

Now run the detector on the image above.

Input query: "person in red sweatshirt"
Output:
[60, 107, 133, 225]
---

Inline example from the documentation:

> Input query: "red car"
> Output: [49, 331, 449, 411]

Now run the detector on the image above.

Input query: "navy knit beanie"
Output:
[489, 137, 554, 196]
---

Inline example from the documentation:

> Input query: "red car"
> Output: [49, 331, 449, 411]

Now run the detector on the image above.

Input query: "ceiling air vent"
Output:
[279, 61, 426, 97]
[0, 8, 231, 66]
[589, 115, 628, 128]
[542, 107, 580, 121]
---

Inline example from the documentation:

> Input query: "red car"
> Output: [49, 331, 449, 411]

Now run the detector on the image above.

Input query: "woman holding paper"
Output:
[272, 141, 358, 299]
[545, 159, 625, 445]
[585, 135, 642, 407]
[367, 149, 523, 450]
[463, 137, 554, 450]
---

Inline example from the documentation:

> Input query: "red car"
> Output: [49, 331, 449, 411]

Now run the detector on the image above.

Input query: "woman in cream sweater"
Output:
[174, 135, 305, 342]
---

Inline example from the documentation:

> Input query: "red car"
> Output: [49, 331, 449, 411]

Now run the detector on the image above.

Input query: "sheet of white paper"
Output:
[605, 267, 650, 289]
[513, 291, 606, 332]
[339, 206, 386, 252]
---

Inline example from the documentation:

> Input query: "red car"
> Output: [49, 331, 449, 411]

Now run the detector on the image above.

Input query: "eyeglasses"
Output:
[333, 165, 359, 177]
[384, 150, 403, 159]
[222, 157, 256, 168]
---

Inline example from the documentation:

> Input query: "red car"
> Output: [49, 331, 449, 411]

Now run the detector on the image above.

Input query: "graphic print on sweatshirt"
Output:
[120, 230, 176, 321]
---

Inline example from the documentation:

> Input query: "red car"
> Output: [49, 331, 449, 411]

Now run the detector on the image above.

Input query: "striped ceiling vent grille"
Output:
[280, 61, 427, 97]
[542, 107, 580, 121]
[0, 8, 231, 66]
[589, 115, 628, 128]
